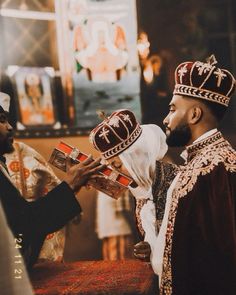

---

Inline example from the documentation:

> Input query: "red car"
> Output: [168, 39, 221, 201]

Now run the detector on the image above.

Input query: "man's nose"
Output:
[163, 115, 169, 127]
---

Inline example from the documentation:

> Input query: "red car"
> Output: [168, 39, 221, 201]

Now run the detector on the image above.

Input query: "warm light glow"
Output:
[137, 32, 150, 60]
[143, 62, 154, 84]
[142, 54, 162, 84]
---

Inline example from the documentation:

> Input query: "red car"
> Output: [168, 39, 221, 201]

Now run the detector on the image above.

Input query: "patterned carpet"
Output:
[30, 259, 158, 295]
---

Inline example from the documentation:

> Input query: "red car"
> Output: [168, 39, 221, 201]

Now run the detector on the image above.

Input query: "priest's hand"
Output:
[133, 241, 151, 261]
[63, 155, 105, 193]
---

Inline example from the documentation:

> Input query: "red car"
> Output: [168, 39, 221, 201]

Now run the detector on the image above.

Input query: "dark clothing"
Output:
[135, 161, 178, 238]
[152, 161, 178, 233]
[0, 171, 81, 268]
[160, 131, 236, 295]
[172, 165, 236, 295]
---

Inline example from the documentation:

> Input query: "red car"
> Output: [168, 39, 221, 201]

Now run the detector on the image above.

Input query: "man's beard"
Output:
[4, 140, 14, 153]
[166, 123, 191, 147]
[0, 136, 14, 155]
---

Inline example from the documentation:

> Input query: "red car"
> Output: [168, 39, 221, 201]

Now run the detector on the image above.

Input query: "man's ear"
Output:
[189, 106, 202, 124]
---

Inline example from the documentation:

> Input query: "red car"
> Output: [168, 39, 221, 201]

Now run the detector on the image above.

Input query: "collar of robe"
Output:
[186, 131, 224, 162]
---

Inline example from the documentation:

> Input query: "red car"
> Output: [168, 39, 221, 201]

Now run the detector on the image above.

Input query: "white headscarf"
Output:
[119, 124, 167, 199]
[119, 124, 168, 260]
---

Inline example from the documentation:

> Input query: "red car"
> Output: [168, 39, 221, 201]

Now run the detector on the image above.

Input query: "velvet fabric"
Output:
[90, 109, 142, 159]
[172, 164, 236, 295]
[31, 260, 158, 295]
[174, 60, 235, 106]
[159, 131, 236, 294]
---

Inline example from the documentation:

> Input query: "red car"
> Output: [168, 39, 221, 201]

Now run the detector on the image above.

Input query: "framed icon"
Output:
[7, 66, 61, 130]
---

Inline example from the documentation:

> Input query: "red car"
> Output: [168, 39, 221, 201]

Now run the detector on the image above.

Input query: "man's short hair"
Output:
[201, 99, 227, 121]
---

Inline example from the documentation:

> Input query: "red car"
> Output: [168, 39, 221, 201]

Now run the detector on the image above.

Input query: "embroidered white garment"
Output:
[4, 141, 65, 262]
[152, 128, 218, 284]
[119, 124, 167, 253]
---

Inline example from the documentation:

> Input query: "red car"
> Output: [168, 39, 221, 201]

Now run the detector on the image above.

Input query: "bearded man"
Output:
[0, 92, 104, 269]
[153, 56, 236, 295]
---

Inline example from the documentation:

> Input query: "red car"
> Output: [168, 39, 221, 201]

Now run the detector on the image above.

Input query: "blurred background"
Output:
[0, 0, 235, 262]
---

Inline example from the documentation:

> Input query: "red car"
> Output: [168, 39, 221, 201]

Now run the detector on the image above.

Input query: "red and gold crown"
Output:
[90, 109, 142, 159]
[174, 55, 236, 106]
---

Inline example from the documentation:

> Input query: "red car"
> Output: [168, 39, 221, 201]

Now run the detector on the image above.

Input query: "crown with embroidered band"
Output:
[90, 109, 142, 159]
[174, 55, 236, 106]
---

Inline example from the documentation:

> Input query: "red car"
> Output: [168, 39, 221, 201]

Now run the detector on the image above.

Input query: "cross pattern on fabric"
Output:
[177, 64, 188, 83]
[90, 109, 142, 159]
[108, 116, 120, 128]
[121, 114, 133, 126]
[174, 59, 235, 107]
[195, 61, 212, 75]
[214, 68, 227, 87]
[99, 127, 110, 143]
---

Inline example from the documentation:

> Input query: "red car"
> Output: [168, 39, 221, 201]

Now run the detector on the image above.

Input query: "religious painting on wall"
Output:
[68, 0, 141, 128]
[7, 66, 60, 130]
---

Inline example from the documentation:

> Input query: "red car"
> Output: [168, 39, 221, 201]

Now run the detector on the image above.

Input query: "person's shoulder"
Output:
[199, 138, 236, 172]
[220, 141, 236, 170]
[217, 138, 236, 161]
[14, 141, 47, 162]
[15, 141, 39, 155]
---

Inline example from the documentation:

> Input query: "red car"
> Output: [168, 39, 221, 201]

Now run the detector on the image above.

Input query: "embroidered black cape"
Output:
[161, 131, 236, 295]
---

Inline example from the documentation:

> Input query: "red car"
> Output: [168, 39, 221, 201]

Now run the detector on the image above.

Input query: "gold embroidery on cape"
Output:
[160, 131, 236, 295]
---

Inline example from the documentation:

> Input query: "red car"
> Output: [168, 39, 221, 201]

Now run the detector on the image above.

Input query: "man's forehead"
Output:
[169, 94, 181, 106]
[170, 94, 195, 106]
